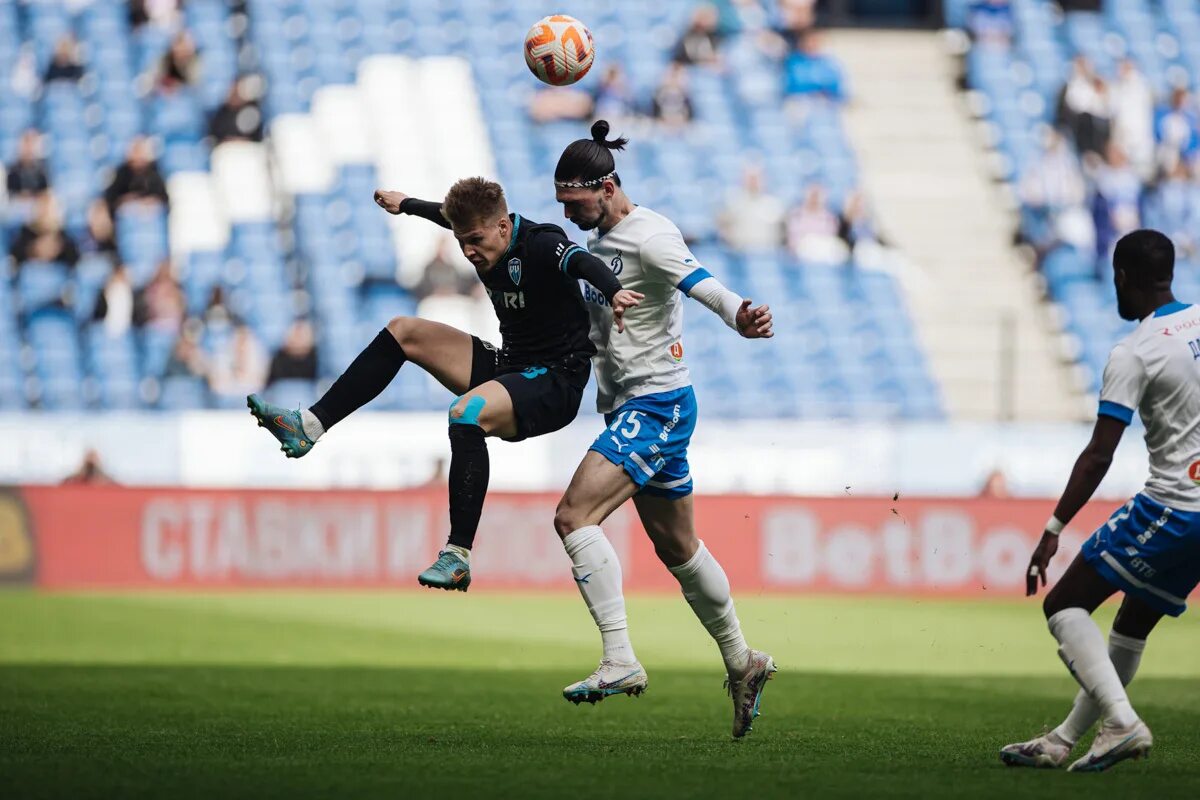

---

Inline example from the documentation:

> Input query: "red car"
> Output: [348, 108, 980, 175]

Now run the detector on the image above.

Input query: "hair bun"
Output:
[589, 119, 628, 151]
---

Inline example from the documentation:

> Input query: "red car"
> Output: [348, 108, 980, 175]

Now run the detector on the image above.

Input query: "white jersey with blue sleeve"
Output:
[582, 205, 740, 413]
[1098, 301, 1200, 511]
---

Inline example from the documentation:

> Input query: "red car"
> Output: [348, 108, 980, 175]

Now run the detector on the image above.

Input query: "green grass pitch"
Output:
[1, 590, 1197, 799]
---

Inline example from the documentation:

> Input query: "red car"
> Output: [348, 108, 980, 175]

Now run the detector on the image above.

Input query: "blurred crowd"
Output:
[526, 0, 885, 266]
[2, 0, 300, 407]
[966, 0, 1200, 266]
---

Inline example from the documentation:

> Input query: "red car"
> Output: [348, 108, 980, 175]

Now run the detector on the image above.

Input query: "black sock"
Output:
[447, 423, 489, 550]
[309, 329, 405, 429]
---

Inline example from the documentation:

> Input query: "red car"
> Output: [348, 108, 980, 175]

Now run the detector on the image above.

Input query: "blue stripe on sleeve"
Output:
[559, 245, 585, 272]
[1098, 401, 1134, 425]
[677, 267, 712, 296]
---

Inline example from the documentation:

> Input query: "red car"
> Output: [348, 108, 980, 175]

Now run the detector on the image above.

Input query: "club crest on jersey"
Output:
[610, 251, 623, 275]
[1189, 460, 1200, 485]
[508, 257, 522, 286]
[669, 342, 684, 362]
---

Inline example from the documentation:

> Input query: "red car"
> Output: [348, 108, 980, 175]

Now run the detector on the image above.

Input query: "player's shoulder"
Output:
[628, 205, 683, 240]
[516, 215, 569, 243]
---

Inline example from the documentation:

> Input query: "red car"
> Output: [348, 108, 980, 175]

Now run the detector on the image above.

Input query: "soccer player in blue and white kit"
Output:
[548, 122, 777, 738]
[1003, 230, 1200, 772]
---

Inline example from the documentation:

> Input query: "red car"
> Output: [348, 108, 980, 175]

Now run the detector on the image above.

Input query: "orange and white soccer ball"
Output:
[523, 15, 594, 86]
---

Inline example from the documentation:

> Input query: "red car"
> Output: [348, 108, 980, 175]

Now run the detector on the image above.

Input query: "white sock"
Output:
[562, 525, 636, 664]
[444, 544, 470, 563]
[300, 409, 325, 442]
[668, 540, 751, 674]
[1048, 608, 1139, 728]
[1054, 630, 1145, 744]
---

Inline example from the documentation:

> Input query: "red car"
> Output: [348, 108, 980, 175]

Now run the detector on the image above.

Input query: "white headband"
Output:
[554, 170, 617, 189]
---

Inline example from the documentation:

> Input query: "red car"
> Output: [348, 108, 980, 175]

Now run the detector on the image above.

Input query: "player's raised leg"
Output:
[554, 451, 644, 703]
[634, 491, 775, 738]
[417, 379, 517, 592]
[247, 317, 476, 457]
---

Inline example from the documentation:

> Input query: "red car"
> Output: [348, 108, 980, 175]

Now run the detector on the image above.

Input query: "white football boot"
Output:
[726, 650, 777, 738]
[1068, 719, 1153, 773]
[999, 731, 1074, 768]
[562, 659, 648, 705]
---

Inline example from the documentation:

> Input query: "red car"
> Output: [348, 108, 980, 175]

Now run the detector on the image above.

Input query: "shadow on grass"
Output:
[1, 665, 1198, 800]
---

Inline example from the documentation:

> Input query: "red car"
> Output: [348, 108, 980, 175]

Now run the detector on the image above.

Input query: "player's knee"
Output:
[553, 499, 583, 539]
[386, 316, 416, 348]
[448, 394, 486, 427]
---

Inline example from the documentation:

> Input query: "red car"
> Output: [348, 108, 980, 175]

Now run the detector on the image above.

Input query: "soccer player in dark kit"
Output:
[247, 177, 642, 591]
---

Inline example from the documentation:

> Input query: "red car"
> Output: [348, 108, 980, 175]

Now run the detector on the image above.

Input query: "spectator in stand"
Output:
[783, 31, 846, 106]
[1154, 86, 1199, 167]
[786, 184, 846, 264]
[528, 86, 593, 123]
[651, 62, 694, 129]
[209, 323, 268, 401]
[93, 263, 136, 337]
[1056, 56, 1110, 156]
[266, 319, 318, 386]
[966, 0, 1013, 50]
[129, 0, 180, 30]
[61, 449, 117, 486]
[154, 30, 200, 93]
[208, 79, 264, 144]
[137, 261, 187, 334]
[202, 285, 234, 326]
[9, 192, 79, 268]
[1110, 58, 1155, 181]
[104, 136, 169, 217]
[43, 35, 85, 83]
[1145, 158, 1200, 259]
[771, 0, 816, 53]
[718, 163, 785, 251]
[414, 239, 474, 301]
[5, 130, 49, 215]
[592, 64, 636, 123]
[1090, 142, 1142, 259]
[82, 199, 118, 257]
[837, 191, 887, 255]
[1019, 127, 1089, 253]
[673, 4, 722, 67]
[163, 326, 209, 380]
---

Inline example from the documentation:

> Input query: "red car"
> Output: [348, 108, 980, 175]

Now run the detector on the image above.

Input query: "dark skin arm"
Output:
[1026, 414, 1127, 596]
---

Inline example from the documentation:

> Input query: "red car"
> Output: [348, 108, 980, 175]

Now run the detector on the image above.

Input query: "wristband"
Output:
[1045, 515, 1065, 536]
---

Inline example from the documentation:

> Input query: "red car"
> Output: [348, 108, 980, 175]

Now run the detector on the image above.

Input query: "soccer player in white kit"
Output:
[1003, 230, 1200, 772]
[549, 122, 777, 738]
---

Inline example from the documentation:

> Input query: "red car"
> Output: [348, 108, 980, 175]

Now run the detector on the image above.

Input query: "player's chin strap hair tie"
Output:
[554, 171, 617, 189]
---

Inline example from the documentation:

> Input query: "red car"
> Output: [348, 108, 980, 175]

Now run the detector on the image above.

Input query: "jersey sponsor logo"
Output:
[488, 288, 526, 309]
[1188, 460, 1200, 484]
[581, 282, 608, 307]
[610, 251, 623, 275]
[669, 342, 684, 362]
[508, 257, 523, 286]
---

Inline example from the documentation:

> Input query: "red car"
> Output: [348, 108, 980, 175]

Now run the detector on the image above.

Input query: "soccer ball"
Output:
[523, 15, 594, 87]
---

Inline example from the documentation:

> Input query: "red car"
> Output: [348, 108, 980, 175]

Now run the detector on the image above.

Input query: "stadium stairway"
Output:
[829, 30, 1085, 421]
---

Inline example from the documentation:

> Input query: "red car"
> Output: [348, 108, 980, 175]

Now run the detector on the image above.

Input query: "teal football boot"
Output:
[417, 550, 472, 591]
[246, 394, 315, 458]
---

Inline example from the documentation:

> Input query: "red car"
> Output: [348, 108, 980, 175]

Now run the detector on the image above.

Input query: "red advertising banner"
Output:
[5, 486, 1122, 595]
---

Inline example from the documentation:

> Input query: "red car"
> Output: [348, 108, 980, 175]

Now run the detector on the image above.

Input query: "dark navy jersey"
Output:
[481, 213, 596, 368]
[397, 198, 623, 370]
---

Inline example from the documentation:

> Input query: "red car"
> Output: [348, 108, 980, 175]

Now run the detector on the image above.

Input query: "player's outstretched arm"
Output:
[373, 189, 451, 229]
[556, 241, 643, 333]
[1026, 415, 1127, 595]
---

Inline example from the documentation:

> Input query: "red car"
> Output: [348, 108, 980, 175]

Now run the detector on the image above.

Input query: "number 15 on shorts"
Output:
[609, 410, 643, 440]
